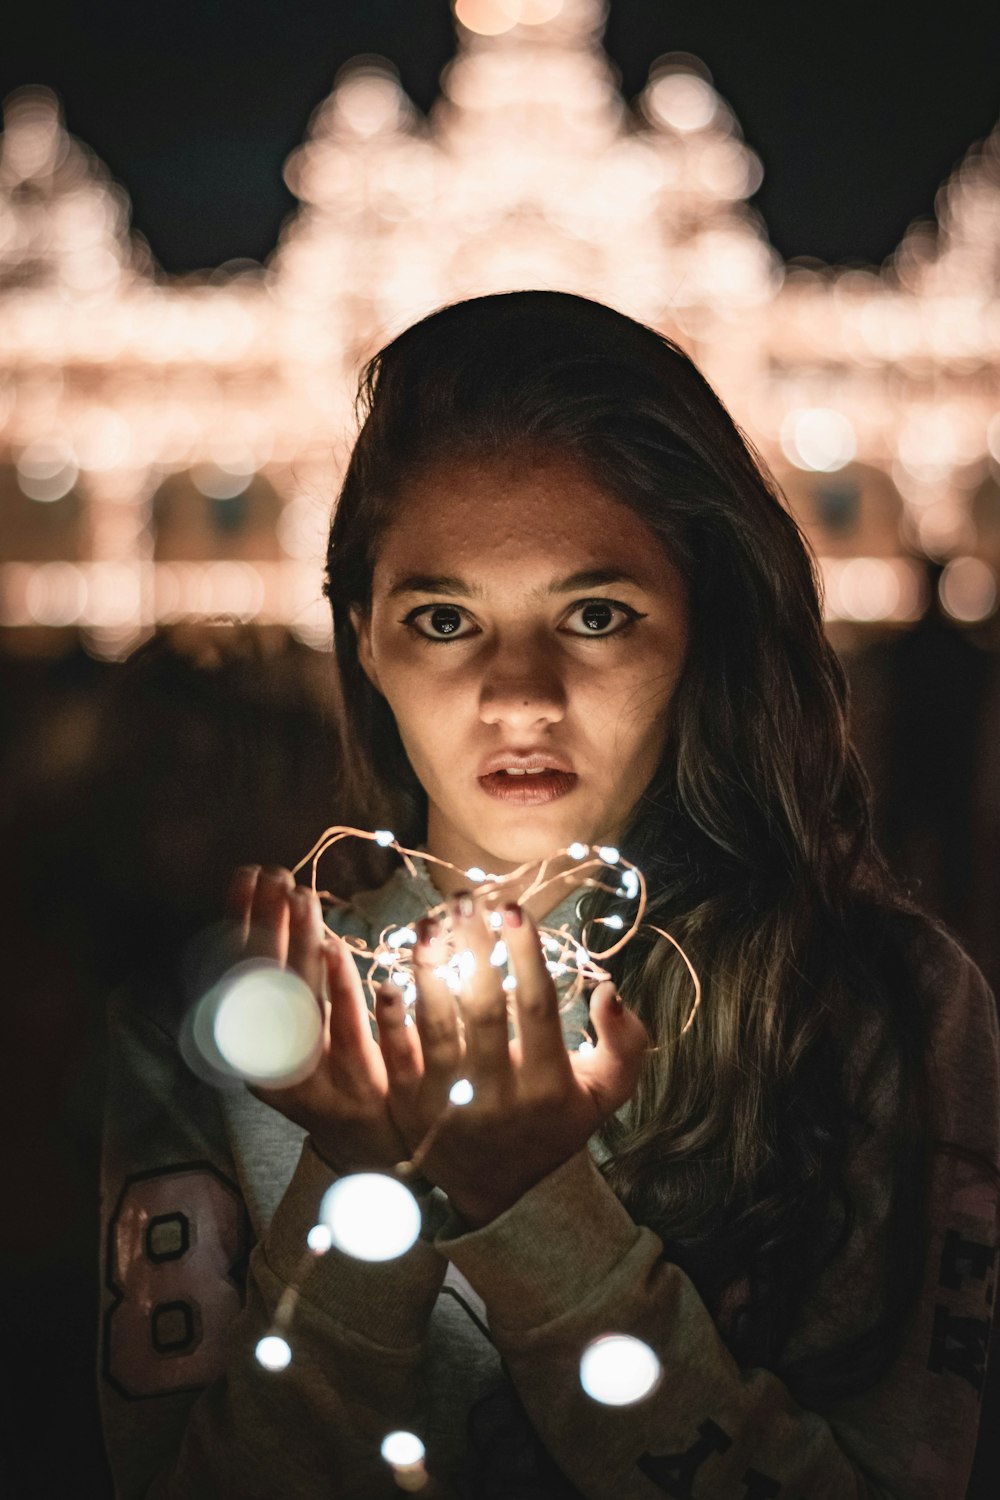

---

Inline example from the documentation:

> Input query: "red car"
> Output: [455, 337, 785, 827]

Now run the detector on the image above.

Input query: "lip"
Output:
[478, 750, 576, 776]
[478, 769, 578, 804]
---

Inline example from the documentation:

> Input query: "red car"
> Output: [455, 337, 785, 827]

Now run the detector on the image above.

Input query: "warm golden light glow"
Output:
[1, 5, 997, 655]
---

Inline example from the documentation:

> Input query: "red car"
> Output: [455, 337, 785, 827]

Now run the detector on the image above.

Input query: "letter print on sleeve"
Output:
[103, 1162, 247, 1400]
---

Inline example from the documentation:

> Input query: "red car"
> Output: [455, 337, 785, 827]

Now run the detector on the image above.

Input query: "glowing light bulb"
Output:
[206, 962, 323, 1087]
[319, 1174, 421, 1262]
[619, 870, 640, 900]
[374, 829, 396, 847]
[307, 1224, 332, 1254]
[546, 960, 567, 975]
[490, 940, 508, 967]
[577, 1039, 596, 1058]
[579, 1334, 661, 1405]
[255, 1334, 292, 1371]
[457, 950, 476, 982]
[381, 1430, 426, 1467]
[575, 945, 589, 968]
[502, 974, 517, 992]
[488, 910, 504, 929]
[602, 914, 625, 931]
[388, 927, 417, 948]
[449, 1078, 474, 1106]
[465, 866, 486, 882]
[568, 842, 589, 860]
[404, 982, 417, 1005]
[392, 971, 409, 988]
[598, 846, 620, 865]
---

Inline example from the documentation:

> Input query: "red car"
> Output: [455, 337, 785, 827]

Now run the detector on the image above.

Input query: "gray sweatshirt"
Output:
[99, 865, 999, 1498]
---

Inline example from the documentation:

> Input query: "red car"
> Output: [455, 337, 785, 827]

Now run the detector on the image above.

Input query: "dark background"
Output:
[2, 3, 1000, 1496]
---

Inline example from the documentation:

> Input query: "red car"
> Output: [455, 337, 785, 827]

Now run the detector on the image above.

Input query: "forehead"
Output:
[373, 452, 671, 587]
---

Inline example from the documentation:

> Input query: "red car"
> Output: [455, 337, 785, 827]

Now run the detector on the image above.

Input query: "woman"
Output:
[99, 291, 999, 1499]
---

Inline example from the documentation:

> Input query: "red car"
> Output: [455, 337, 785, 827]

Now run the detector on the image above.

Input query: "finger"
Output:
[502, 904, 574, 1086]
[452, 893, 511, 1091]
[227, 865, 260, 944]
[286, 886, 326, 994]
[576, 981, 650, 1112]
[325, 936, 380, 1060]
[412, 917, 463, 1089]
[374, 984, 423, 1089]
[247, 867, 293, 962]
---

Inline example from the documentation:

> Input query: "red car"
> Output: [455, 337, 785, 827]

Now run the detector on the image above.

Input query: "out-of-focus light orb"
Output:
[489, 940, 508, 968]
[307, 1223, 333, 1254]
[336, 67, 406, 138]
[488, 910, 504, 929]
[318, 1173, 421, 1261]
[836, 557, 901, 623]
[619, 870, 640, 900]
[465, 866, 486, 882]
[457, 949, 477, 981]
[449, 1077, 475, 1106]
[24, 562, 87, 626]
[191, 463, 254, 500]
[780, 409, 857, 473]
[255, 1334, 292, 1371]
[579, 1334, 662, 1406]
[598, 846, 619, 865]
[374, 829, 396, 847]
[455, 0, 518, 36]
[381, 1431, 426, 1468]
[577, 1038, 596, 1058]
[16, 438, 78, 502]
[602, 914, 625, 931]
[388, 927, 417, 949]
[646, 72, 717, 134]
[211, 963, 323, 1086]
[502, 974, 518, 992]
[568, 842, 589, 860]
[939, 556, 997, 622]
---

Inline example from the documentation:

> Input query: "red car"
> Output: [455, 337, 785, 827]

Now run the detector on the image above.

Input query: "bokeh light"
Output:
[579, 1333, 662, 1405]
[255, 1334, 292, 1371]
[939, 556, 997, 622]
[318, 1174, 422, 1261]
[380, 1431, 426, 1467]
[191, 961, 324, 1088]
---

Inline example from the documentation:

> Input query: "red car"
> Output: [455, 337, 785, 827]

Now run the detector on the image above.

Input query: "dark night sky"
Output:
[2, 0, 1000, 276]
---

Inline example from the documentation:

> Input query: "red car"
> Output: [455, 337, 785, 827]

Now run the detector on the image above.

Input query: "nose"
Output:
[478, 638, 567, 731]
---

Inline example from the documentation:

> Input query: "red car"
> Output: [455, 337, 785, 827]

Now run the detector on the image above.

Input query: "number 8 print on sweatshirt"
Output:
[103, 1163, 247, 1399]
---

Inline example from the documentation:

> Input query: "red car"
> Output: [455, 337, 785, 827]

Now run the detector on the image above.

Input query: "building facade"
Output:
[1, 0, 998, 655]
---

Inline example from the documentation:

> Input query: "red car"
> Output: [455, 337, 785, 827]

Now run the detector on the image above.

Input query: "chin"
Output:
[476, 812, 595, 868]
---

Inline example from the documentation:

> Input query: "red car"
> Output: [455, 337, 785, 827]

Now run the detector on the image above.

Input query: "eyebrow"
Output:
[386, 568, 645, 601]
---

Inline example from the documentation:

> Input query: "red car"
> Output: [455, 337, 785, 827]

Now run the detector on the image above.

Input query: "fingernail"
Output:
[502, 902, 523, 929]
[416, 916, 438, 946]
[454, 891, 475, 919]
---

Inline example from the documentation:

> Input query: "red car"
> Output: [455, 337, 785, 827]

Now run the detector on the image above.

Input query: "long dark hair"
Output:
[324, 290, 931, 1405]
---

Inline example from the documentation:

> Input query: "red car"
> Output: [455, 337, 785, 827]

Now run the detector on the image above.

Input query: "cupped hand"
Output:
[228, 866, 409, 1176]
[382, 895, 650, 1229]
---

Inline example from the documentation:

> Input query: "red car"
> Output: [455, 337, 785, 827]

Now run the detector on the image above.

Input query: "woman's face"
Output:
[351, 451, 689, 877]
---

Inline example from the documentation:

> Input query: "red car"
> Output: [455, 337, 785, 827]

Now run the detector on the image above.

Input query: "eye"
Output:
[562, 599, 644, 637]
[402, 604, 478, 641]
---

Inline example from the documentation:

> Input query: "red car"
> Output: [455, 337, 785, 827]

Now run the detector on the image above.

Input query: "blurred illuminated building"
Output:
[1, 0, 999, 657]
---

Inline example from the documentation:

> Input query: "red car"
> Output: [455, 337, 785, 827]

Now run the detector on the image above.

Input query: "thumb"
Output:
[585, 982, 650, 1111]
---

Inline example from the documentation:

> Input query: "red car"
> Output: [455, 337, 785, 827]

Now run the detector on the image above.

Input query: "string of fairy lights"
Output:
[186, 830, 701, 1491]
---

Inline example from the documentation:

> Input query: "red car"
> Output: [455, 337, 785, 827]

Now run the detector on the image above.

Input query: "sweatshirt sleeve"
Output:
[437, 935, 1000, 1500]
[99, 999, 447, 1500]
